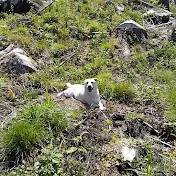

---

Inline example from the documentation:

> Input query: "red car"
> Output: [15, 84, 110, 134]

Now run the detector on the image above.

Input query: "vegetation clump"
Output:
[1, 99, 78, 167]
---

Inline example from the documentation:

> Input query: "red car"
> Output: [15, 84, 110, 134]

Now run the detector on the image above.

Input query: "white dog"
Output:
[57, 78, 106, 110]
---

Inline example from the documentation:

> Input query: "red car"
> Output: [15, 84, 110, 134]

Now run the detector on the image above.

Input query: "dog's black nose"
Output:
[88, 85, 91, 89]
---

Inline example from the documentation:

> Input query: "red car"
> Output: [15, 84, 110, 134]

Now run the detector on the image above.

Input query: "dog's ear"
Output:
[94, 78, 98, 82]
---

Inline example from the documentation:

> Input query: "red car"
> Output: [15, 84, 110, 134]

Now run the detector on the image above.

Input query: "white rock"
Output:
[121, 146, 136, 162]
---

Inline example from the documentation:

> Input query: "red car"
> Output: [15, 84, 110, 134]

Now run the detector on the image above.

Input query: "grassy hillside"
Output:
[0, 0, 176, 175]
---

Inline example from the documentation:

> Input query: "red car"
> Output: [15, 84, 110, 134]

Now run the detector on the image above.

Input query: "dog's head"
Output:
[84, 78, 98, 92]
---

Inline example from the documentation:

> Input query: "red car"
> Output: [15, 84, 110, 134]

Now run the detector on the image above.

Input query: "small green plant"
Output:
[126, 112, 143, 119]
[1, 98, 79, 167]
[7, 144, 67, 176]
[22, 88, 39, 101]
[0, 75, 7, 86]
[2, 120, 45, 165]
[88, 20, 105, 33]
[154, 41, 176, 69]
[136, 82, 162, 105]
[31, 144, 65, 176]
[51, 43, 68, 54]
[132, 53, 149, 74]
[164, 83, 176, 120]
[112, 82, 135, 102]
[55, 65, 89, 82]
[29, 71, 53, 90]
[153, 69, 175, 83]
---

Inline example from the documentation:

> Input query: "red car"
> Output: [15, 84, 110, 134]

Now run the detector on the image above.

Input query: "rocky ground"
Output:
[0, 0, 176, 175]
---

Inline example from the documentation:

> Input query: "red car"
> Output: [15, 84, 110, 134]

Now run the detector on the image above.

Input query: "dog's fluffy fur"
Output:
[57, 78, 105, 110]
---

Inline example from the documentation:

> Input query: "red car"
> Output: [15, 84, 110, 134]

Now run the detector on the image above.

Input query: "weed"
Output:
[164, 83, 176, 120]
[51, 43, 68, 54]
[0, 75, 7, 86]
[55, 65, 89, 82]
[88, 20, 105, 33]
[23, 88, 39, 101]
[154, 41, 176, 69]
[126, 112, 143, 119]
[29, 71, 53, 89]
[1, 98, 79, 168]
[152, 69, 175, 83]
[84, 57, 110, 75]
[132, 53, 149, 74]
[112, 82, 135, 102]
[136, 82, 162, 105]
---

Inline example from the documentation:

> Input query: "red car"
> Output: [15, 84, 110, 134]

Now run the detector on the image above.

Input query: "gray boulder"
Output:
[0, 0, 39, 13]
[118, 20, 148, 42]
[0, 46, 37, 74]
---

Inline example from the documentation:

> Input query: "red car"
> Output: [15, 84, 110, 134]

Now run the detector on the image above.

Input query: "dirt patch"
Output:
[56, 98, 176, 175]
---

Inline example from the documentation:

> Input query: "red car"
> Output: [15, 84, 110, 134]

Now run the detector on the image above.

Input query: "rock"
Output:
[171, 21, 176, 42]
[171, 29, 176, 42]
[104, 0, 114, 6]
[116, 4, 124, 12]
[0, 0, 39, 13]
[0, 46, 37, 74]
[118, 20, 148, 42]
[110, 112, 125, 121]
[0, 44, 14, 58]
[143, 9, 172, 24]
[158, 0, 169, 11]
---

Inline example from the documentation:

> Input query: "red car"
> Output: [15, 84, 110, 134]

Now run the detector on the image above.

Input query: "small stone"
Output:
[116, 4, 124, 12]
[104, 0, 114, 5]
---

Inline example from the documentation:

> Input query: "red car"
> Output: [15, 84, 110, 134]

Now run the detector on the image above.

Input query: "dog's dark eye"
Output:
[91, 82, 93, 84]
[86, 82, 88, 84]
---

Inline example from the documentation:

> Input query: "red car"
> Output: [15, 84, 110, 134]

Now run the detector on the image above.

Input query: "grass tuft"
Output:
[1, 99, 79, 167]
[2, 120, 45, 166]
[96, 72, 135, 102]
[21, 100, 71, 133]
[165, 84, 176, 120]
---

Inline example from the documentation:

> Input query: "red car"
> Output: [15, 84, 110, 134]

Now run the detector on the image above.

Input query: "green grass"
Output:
[96, 72, 135, 101]
[164, 83, 176, 120]
[1, 99, 79, 167]
[0, 0, 176, 175]
[21, 99, 79, 133]
[153, 69, 175, 83]
[2, 120, 45, 165]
